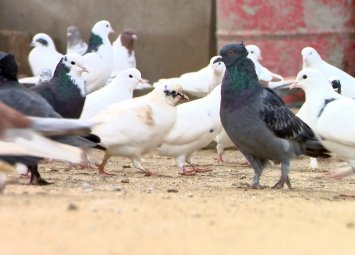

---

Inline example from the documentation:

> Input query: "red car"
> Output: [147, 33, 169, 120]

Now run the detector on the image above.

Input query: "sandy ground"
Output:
[0, 148, 354, 255]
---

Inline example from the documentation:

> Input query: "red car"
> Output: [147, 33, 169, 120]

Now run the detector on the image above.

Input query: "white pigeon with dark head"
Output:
[293, 68, 355, 178]
[154, 56, 226, 98]
[66, 26, 88, 55]
[80, 68, 142, 120]
[28, 33, 63, 77]
[82, 20, 114, 93]
[302, 47, 355, 97]
[246, 45, 283, 84]
[111, 28, 137, 76]
[91, 81, 188, 175]
[158, 84, 222, 175]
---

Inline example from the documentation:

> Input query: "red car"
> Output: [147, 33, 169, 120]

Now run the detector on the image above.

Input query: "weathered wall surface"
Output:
[216, 0, 355, 77]
[0, 0, 215, 81]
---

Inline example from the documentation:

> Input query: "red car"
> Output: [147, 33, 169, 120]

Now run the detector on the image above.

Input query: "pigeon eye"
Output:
[309, 52, 313, 55]
[71, 61, 75, 65]
[106, 24, 109, 27]
[228, 51, 233, 54]
[129, 74, 133, 78]
[251, 51, 254, 54]
[302, 74, 307, 79]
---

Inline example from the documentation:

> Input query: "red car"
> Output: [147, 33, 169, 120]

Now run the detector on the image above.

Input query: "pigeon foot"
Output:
[272, 176, 292, 189]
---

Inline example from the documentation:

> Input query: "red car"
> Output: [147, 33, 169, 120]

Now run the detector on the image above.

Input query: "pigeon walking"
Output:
[216, 43, 329, 189]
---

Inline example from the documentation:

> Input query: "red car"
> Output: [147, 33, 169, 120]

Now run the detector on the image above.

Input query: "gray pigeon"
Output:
[216, 43, 329, 189]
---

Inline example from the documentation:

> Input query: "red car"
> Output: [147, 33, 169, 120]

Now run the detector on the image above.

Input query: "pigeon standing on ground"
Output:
[292, 68, 355, 178]
[28, 33, 63, 77]
[158, 84, 222, 175]
[83, 20, 114, 93]
[91, 82, 188, 175]
[302, 47, 355, 97]
[66, 26, 88, 55]
[80, 68, 142, 120]
[30, 53, 89, 118]
[216, 43, 329, 189]
[111, 28, 137, 76]
[154, 56, 226, 98]
[0, 51, 97, 184]
[246, 45, 283, 85]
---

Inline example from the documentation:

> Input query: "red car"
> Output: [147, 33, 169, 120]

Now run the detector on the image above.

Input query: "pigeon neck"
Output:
[87, 32, 104, 53]
[225, 58, 259, 91]
[54, 64, 86, 97]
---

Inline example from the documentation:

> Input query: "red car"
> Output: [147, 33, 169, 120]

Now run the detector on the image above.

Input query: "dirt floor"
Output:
[0, 148, 354, 255]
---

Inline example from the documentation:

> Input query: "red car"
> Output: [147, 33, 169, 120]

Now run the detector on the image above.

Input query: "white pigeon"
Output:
[19, 68, 52, 86]
[154, 56, 226, 98]
[158, 84, 223, 175]
[28, 33, 63, 77]
[301, 47, 355, 97]
[91, 81, 188, 175]
[83, 20, 114, 94]
[213, 128, 236, 163]
[80, 68, 142, 120]
[246, 45, 284, 84]
[111, 28, 137, 76]
[292, 68, 355, 178]
[66, 26, 88, 55]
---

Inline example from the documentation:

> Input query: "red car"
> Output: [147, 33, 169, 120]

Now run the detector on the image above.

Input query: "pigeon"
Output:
[66, 26, 88, 55]
[30, 53, 89, 118]
[83, 20, 114, 93]
[19, 68, 53, 88]
[292, 68, 355, 178]
[111, 28, 137, 76]
[154, 56, 226, 98]
[213, 129, 235, 163]
[301, 47, 355, 97]
[80, 68, 142, 120]
[216, 43, 329, 189]
[296, 77, 343, 170]
[158, 84, 222, 175]
[91, 81, 188, 175]
[28, 33, 63, 77]
[0, 51, 97, 184]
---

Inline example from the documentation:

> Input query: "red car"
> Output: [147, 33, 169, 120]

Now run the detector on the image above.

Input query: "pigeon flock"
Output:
[0, 19, 354, 192]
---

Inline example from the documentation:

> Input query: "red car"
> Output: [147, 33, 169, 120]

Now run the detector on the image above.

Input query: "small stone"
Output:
[67, 203, 78, 211]
[122, 165, 131, 168]
[84, 188, 94, 192]
[162, 195, 171, 199]
[145, 187, 154, 193]
[240, 175, 247, 180]
[121, 178, 130, 183]
[187, 193, 194, 198]
[167, 188, 179, 193]
[111, 185, 122, 191]
[346, 222, 355, 229]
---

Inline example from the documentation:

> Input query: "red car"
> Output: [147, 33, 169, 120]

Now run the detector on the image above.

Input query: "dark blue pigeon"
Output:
[216, 43, 329, 189]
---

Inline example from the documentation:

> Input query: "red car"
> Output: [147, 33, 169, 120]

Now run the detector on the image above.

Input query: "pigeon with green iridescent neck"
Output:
[83, 20, 114, 93]
[216, 43, 329, 189]
[30, 53, 89, 118]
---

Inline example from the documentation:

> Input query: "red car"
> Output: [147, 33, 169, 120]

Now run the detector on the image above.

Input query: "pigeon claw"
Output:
[272, 176, 292, 189]
[98, 167, 115, 176]
[180, 167, 196, 176]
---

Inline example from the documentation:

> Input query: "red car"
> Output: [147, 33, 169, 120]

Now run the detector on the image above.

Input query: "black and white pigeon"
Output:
[216, 43, 329, 189]
[30, 53, 89, 118]
[28, 33, 63, 77]
[0, 51, 98, 184]
[83, 20, 114, 93]
[292, 68, 355, 178]
[66, 26, 88, 55]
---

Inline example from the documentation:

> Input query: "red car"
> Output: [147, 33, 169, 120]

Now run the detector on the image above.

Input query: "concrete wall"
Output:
[0, 0, 216, 81]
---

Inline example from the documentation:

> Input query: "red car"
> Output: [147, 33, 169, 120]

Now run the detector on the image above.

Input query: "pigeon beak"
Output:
[213, 57, 223, 64]
[178, 92, 189, 100]
[132, 34, 138, 40]
[30, 41, 35, 47]
[258, 54, 263, 61]
[80, 66, 89, 73]
[138, 78, 144, 83]
[110, 28, 115, 34]
[289, 81, 299, 89]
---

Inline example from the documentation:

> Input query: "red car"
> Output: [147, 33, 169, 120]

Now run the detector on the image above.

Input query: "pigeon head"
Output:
[329, 76, 342, 94]
[92, 20, 114, 37]
[31, 33, 55, 49]
[0, 51, 18, 81]
[246, 45, 262, 61]
[153, 82, 189, 106]
[61, 53, 89, 75]
[292, 68, 331, 93]
[215, 43, 249, 67]
[302, 47, 322, 67]
[67, 26, 81, 45]
[210, 56, 226, 75]
[118, 68, 142, 85]
[120, 28, 137, 54]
